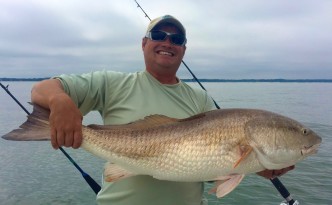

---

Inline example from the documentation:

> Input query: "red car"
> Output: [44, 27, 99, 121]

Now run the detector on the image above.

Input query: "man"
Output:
[31, 15, 293, 205]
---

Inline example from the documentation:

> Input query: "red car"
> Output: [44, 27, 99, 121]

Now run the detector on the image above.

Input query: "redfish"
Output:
[2, 105, 321, 197]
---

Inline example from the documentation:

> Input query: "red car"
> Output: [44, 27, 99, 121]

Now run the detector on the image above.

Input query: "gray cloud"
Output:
[0, 0, 331, 79]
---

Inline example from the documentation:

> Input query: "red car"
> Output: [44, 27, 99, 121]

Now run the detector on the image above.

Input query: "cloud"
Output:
[0, 0, 331, 79]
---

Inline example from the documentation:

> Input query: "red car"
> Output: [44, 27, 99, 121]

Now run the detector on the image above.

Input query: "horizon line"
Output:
[1, 77, 332, 83]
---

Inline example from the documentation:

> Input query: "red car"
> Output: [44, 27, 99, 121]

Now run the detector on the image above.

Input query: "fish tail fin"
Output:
[2, 104, 51, 141]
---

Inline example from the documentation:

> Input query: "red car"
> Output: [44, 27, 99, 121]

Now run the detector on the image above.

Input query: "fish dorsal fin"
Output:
[88, 112, 207, 131]
[88, 115, 180, 131]
[139, 115, 179, 127]
[178, 112, 206, 122]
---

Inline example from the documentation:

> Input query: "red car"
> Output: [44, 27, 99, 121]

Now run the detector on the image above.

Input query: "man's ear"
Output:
[142, 38, 147, 50]
[180, 45, 186, 57]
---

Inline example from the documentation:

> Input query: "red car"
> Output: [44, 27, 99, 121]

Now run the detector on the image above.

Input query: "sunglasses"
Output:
[145, 30, 187, 46]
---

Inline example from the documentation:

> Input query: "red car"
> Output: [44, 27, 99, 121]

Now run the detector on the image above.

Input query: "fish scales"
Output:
[80, 110, 261, 181]
[1, 104, 321, 197]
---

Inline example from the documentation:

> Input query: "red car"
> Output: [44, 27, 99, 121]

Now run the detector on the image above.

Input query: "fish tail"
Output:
[2, 104, 51, 141]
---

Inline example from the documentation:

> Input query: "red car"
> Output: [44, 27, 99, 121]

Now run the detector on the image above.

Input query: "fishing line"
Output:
[0, 82, 101, 195]
[134, 1, 298, 204]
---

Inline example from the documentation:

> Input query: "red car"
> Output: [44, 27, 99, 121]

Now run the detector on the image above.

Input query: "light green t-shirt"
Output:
[57, 70, 215, 205]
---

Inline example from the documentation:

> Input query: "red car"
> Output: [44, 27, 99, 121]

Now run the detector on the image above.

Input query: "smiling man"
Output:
[32, 15, 215, 205]
[142, 16, 187, 84]
[31, 15, 293, 205]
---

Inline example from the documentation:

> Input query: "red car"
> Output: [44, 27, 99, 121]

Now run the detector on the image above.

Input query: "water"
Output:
[0, 81, 331, 205]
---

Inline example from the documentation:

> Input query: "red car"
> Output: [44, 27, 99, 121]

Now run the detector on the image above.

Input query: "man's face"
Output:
[142, 24, 186, 75]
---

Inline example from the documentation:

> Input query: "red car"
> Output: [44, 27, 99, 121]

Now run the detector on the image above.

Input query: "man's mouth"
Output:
[157, 51, 174, 57]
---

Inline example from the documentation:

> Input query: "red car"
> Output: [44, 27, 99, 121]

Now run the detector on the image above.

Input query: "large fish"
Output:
[2, 104, 321, 197]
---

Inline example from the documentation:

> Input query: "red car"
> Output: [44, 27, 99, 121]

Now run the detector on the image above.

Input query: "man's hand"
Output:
[31, 79, 83, 150]
[257, 165, 295, 179]
[49, 93, 83, 149]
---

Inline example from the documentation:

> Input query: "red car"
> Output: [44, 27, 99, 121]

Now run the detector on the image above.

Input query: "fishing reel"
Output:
[280, 200, 300, 205]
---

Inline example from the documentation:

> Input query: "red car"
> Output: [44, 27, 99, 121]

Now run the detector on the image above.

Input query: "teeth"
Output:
[159, 51, 172, 56]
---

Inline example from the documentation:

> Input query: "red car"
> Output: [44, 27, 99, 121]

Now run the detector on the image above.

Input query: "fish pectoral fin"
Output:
[104, 162, 136, 182]
[233, 145, 253, 168]
[208, 174, 245, 198]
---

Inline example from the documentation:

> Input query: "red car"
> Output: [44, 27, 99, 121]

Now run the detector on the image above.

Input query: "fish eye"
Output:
[302, 128, 308, 135]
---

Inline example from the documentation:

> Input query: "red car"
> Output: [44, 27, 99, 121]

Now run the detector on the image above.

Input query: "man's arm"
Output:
[31, 79, 83, 149]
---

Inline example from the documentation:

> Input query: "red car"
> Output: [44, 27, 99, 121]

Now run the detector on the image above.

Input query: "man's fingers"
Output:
[271, 166, 296, 178]
[49, 103, 83, 149]
[72, 130, 82, 149]
[64, 131, 74, 147]
[281, 165, 295, 174]
[50, 128, 59, 149]
[56, 131, 65, 148]
[256, 165, 296, 179]
[51, 129, 81, 149]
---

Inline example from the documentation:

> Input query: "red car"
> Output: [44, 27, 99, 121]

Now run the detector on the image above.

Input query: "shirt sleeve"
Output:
[203, 92, 217, 112]
[54, 71, 108, 116]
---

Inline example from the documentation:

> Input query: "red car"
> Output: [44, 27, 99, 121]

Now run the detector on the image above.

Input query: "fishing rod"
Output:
[272, 178, 299, 205]
[134, 1, 298, 204]
[0, 82, 101, 195]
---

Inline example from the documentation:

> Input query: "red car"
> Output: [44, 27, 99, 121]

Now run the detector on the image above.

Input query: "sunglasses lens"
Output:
[170, 34, 185, 46]
[150, 31, 167, 41]
[149, 31, 186, 46]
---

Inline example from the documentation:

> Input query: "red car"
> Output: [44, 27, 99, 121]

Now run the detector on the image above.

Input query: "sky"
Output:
[0, 0, 331, 79]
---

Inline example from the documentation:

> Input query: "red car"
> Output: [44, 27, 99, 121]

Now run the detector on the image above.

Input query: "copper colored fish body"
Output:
[2, 105, 322, 197]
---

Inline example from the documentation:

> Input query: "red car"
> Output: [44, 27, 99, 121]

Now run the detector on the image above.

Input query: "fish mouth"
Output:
[301, 143, 321, 156]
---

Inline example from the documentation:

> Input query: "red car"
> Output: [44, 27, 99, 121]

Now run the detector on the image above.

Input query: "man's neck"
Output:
[146, 70, 179, 85]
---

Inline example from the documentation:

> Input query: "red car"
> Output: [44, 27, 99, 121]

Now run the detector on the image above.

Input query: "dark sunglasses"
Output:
[145, 30, 187, 46]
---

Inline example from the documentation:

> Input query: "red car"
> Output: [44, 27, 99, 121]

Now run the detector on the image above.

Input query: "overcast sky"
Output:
[0, 0, 331, 79]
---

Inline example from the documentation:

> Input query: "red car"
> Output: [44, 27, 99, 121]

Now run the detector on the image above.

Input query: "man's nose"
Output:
[163, 36, 172, 45]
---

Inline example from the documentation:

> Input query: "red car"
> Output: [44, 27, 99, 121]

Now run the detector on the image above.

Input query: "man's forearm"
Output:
[31, 79, 67, 109]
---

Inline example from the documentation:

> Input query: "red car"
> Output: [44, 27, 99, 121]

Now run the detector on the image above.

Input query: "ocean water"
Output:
[0, 81, 331, 205]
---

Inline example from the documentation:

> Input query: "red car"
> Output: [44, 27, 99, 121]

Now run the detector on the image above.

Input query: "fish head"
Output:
[245, 112, 322, 170]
